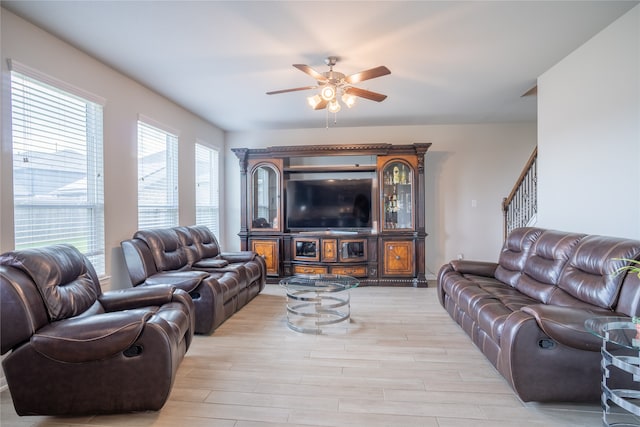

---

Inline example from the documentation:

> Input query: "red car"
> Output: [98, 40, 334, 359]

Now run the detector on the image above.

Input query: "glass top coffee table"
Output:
[279, 273, 359, 334]
[585, 317, 640, 427]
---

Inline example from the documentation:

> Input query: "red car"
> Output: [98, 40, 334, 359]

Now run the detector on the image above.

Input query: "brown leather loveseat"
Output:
[121, 225, 266, 335]
[0, 244, 195, 416]
[437, 227, 640, 402]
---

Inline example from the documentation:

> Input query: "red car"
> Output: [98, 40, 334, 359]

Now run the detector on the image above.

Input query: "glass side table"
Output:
[279, 274, 359, 334]
[585, 317, 640, 427]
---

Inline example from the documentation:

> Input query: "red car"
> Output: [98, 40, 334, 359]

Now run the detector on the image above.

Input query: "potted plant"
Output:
[613, 258, 640, 339]
[615, 258, 640, 278]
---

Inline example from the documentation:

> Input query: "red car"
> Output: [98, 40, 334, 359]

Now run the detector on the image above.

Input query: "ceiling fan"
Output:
[266, 56, 391, 113]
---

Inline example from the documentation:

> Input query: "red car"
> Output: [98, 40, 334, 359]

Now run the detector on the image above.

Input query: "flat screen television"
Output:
[286, 178, 373, 230]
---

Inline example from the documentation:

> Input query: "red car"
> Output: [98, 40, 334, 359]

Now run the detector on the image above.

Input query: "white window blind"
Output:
[10, 69, 105, 274]
[137, 120, 179, 229]
[195, 143, 220, 236]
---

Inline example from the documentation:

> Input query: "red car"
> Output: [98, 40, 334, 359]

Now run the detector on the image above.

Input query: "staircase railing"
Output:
[502, 147, 537, 239]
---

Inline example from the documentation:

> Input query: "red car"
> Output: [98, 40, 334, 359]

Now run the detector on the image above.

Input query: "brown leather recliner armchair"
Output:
[0, 244, 195, 416]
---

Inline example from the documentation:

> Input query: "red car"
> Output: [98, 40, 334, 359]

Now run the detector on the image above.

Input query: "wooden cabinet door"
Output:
[382, 240, 414, 276]
[251, 239, 279, 276]
[322, 239, 337, 262]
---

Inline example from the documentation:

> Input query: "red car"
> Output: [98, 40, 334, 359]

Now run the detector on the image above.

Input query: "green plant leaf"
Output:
[612, 258, 640, 278]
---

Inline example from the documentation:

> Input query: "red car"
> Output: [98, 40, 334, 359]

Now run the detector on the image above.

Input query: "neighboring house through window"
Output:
[137, 119, 179, 229]
[10, 61, 105, 274]
[195, 142, 220, 236]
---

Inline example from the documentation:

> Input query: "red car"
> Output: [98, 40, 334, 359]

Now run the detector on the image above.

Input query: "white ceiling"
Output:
[3, 1, 637, 131]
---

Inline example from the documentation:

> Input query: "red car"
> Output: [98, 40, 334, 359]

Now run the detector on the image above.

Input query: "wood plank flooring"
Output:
[0, 285, 627, 426]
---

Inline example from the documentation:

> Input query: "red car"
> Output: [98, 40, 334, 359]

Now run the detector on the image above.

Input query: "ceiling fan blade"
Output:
[521, 86, 537, 97]
[293, 64, 328, 82]
[344, 66, 391, 84]
[344, 87, 387, 102]
[266, 85, 317, 95]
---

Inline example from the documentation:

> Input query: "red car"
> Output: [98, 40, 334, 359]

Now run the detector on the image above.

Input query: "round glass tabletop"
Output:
[585, 316, 640, 351]
[279, 273, 359, 292]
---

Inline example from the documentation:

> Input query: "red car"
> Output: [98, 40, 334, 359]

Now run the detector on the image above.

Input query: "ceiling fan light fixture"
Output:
[320, 85, 336, 101]
[307, 94, 322, 109]
[268, 57, 390, 121]
[341, 92, 356, 108]
[327, 100, 341, 113]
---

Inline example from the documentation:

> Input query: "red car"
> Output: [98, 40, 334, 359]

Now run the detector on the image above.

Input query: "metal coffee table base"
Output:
[285, 289, 351, 333]
[280, 274, 359, 334]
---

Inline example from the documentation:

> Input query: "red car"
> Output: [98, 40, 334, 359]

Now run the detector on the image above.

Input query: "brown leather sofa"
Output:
[0, 244, 195, 416]
[121, 225, 266, 335]
[437, 227, 640, 402]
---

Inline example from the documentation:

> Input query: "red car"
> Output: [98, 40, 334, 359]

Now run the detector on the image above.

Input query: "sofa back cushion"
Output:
[617, 272, 640, 317]
[515, 230, 586, 302]
[555, 235, 640, 310]
[134, 228, 189, 272]
[187, 225, 221, 259]
[495, 227, 544, 287]
[121, 238, 159, 286]
[0, 244, 100, 321]
[173, 226, 202, 265]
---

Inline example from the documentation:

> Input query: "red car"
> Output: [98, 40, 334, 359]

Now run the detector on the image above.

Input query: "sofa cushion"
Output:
[134, 228, 189, 272]
[495, 227, 543, 287]
[188, 225, 222, 258]
[0, 244, 99, 321]
[173, 226, 202, 266]
[556, 235, 640, 310]
[515, 231, 586, 303]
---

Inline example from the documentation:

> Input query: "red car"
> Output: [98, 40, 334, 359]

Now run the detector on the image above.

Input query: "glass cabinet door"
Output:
[251, 164, 279, 230]
[381, 161, 413, 230]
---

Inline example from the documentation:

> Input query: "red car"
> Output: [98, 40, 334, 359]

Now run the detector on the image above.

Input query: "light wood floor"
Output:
[0, 285, 626, 426]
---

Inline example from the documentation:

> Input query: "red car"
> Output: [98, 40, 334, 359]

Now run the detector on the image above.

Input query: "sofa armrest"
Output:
[521, 304, 614, 351]
[193, 258, 229, 268]
[219, 251, 257, 263]
[99, 285, 180, 312]
[449, 260, 498, 277]
[31, 310, 151, 363]
[143, 271, 208, 294]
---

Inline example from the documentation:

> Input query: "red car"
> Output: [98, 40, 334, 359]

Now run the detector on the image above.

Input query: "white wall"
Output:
[537, 5, 640, 239]
[0, 9, 226, 289]
[225, 124, 537, 278]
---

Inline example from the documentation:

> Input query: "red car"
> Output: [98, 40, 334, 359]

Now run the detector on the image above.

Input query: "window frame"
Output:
[8, 60, 106, 274]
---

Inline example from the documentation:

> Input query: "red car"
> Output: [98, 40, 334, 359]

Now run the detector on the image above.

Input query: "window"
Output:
[137, 120, 179, 229]
[10, 64, 105, 274]
[195, 143, 219, 236]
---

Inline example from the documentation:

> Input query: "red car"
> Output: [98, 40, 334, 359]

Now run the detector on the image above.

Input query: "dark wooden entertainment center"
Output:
[232, 143, 431, 286]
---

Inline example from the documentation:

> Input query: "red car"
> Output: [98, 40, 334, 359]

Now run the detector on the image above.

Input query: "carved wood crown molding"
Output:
[266, 143, 392, 153]
[232, 143, 431, 161]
